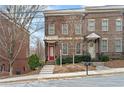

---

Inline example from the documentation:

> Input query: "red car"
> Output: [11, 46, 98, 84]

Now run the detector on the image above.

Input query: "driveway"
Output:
[1, 73, 124, 87]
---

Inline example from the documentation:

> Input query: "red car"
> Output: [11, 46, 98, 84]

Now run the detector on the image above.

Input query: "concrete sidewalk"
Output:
[1, 67, 124, 83]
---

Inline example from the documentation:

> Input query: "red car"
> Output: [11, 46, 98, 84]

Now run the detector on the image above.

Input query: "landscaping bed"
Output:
[53, 64, 96, 74]
[104, 60, 124, 68]
[0, 67, 42, 79]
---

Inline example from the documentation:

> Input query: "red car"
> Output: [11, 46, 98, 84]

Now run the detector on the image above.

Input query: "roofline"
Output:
[44, 10, 122, 16]
[44, 5, 124, 16]
[86, 5, 124, 10]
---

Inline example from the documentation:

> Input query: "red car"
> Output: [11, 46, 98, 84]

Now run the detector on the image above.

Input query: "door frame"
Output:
[48, 43, 55, 61]
[88, 40, 96, 59]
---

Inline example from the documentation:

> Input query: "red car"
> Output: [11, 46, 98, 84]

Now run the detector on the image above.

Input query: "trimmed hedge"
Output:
[56, 55, 91, 65]
[98, 54, 110, 62]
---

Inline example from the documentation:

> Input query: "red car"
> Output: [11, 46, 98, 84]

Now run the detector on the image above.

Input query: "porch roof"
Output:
[44, 36, 58, 40]
[45, 40, 57, 43]
[86, 33, 100, 40]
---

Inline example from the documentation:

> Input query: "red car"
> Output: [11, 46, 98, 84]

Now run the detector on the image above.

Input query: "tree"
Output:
[0, 5, 47, 76]
[35, 37, 45, 61]
[64, 13, 88, 64]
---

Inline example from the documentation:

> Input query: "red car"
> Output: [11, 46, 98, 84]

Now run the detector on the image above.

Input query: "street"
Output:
[1, 73, 124, 87]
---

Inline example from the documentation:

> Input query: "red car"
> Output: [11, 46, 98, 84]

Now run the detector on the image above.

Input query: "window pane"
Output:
[75, 24, 81, 34]
[62, 24, 68, 35]
[76, 43, 81, 54]
[62, 43, 68, 54]
[88, 19, 95, 31]
[116, 19, 122, 31]
[115, 39, 122, 52]
[102, 19, 108, 31]
[48, 24, 55, 35]
[101, 40, 108, 52]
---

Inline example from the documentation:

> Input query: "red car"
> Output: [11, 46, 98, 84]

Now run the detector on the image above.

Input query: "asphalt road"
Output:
[1, 73, 124, 87]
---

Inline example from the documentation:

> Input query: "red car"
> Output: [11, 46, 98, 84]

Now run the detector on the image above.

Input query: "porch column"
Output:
[48, 43, 49, 60]
[98, 38, 101, 55]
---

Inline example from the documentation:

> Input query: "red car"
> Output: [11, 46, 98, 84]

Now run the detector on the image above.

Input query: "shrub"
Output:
[98, 54, 109, 62]
[82, 55, 91, 62]
[74, 55, 84, 63]
[28, 54, 41, 70]
[56, 56, 72, 65]
[56, 54, 91, 65]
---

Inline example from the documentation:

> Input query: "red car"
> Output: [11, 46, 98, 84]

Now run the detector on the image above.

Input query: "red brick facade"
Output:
[0, 13, 30, 75]
[44, 6, 124, 62]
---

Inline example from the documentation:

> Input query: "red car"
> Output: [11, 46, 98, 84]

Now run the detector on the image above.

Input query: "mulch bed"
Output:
[53, 64, 96, 74]
[0, 67, 42, 79]
[104, 60, 124, 68]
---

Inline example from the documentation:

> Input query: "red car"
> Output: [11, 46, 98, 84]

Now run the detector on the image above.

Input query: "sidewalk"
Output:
[1, 67, 124, 83]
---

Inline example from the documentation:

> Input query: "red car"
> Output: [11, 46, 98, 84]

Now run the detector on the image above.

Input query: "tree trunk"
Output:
[9, 63, 13, 76]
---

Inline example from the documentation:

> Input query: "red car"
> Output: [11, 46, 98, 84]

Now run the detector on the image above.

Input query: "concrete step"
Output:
[39, 65, 55, 75]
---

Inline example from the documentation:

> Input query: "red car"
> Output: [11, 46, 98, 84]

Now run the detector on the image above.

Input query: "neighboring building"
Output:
[44, 5, 124, 63]
[0, 12, 30, 74]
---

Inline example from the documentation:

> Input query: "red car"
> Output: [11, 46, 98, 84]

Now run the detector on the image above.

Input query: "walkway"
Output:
[39, 65, 55, 74]
[96, 66, 110, 70]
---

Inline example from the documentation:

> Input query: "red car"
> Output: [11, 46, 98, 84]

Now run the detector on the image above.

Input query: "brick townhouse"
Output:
[0, 12, 30, 74]
[44, 5, 124, 63]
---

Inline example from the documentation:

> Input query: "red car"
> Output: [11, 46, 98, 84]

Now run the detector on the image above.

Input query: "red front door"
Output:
[49, 46, 54, 60]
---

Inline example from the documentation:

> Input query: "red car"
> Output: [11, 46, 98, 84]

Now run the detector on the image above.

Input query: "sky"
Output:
[47, 5, 82, 10]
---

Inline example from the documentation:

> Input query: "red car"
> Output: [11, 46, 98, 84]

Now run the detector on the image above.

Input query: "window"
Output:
[115, 39, 122, 52]
[75, 23, 81, 34]
[102, 19, 108, 31]
[116, 19, 122, 31]
[88, 19, 95, 31]
[62, 24, 68, 35]
[101, 39, 108, 52]
[62, 43, 68, 55]
[75, 43, 81, 55]
[48, 24, 55, 35]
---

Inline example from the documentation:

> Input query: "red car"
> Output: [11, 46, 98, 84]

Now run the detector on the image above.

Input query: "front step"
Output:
[46, 61, 55, 65]
[39, 65, 55, 74]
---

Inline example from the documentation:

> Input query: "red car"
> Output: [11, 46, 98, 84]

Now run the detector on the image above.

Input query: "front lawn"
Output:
[53, 64, 96, 74]
[104, 60, 124, 68]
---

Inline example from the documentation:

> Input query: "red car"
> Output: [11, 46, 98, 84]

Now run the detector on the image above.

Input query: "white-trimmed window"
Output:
[75, 43, 82, 55]
[115, 39, 122, 52]
[75, 23, 81, 35]
[101, 38, 108, 52]
[88, 19, 95, 31]
[116, 19, 122, 31]
[102, 19, 108, 31]
[62, 43, 68, 55]
[62, 23, 68, 35]
[48, 24, 55, 35]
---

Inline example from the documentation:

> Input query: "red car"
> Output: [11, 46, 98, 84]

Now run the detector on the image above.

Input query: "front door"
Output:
[88, 41, 96, 59]
[49, 46, 54, 60]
